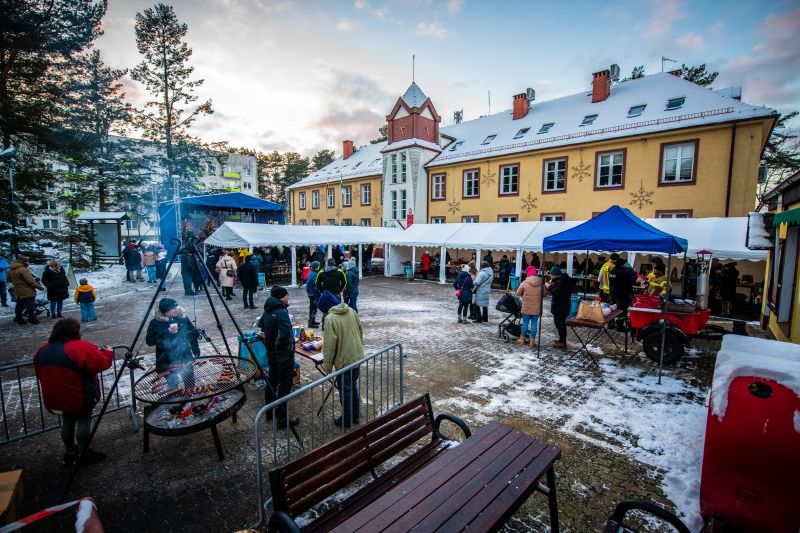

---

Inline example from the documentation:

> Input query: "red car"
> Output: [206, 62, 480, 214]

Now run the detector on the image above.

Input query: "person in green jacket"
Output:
[319, 295, 364, 428]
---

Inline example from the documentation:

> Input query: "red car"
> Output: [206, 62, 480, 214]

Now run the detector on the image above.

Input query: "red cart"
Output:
[628, 295, 720, 364]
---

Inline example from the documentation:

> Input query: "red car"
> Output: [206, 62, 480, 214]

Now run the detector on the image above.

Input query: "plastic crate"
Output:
[665, 308, 710, 336]
[628, 307, 661, 330]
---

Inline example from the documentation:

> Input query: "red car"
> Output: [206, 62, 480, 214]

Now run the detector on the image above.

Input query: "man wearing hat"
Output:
[8, 255, 44, 325]
[306, 261, 322, 328]
[318, 291, 364, 427]
[258, 286, 298, 428]
[315, 257, 347, 301]
[145, 298, 200, 388]
[545, 266, 573, 349]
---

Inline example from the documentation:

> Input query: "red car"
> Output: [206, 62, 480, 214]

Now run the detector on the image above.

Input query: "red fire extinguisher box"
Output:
[700, 335, 800, 532]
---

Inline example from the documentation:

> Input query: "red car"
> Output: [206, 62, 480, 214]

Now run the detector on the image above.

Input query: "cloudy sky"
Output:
[96, 0, 800, 157]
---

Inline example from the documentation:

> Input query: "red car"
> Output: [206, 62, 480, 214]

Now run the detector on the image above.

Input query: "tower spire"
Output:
[412, 54, 415, 83]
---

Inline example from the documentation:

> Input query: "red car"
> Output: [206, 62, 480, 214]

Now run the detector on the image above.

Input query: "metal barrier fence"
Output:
[0, 345, 138, 445]
[252, 343, 405, 528]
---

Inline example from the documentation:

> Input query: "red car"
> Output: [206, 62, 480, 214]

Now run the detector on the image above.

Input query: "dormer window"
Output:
[581, 114, 598, 126]
[513, 127, 530, 139]
[352, 161, 363, 168]
[537, 123, 554, 134]
[666, 97, 685, 111]
[370, 158, 380, 166]
[482, 135, 496, 145]
[627, 104, 647, 117]
[449, 141, 464, 152]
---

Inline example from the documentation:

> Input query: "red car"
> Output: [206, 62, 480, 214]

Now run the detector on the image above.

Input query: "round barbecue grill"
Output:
[134, 356, 260, 461]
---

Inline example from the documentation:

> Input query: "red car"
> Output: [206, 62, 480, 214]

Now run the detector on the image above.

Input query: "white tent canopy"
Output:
[644, 217, 765, 261]
[388, 223, 465, 248]
[204, 222, 403, 248]
[445, 222, 538, 251]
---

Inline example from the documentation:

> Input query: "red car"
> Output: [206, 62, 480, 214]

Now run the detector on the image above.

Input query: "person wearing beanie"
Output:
[145, 298, 199, 388]
[453, 264, 475, 324]
[344, 258, 360, 313]
[316, 256, 347, 302]
[238, 255, 259, 309]
[516, 265, 543, 347]
[306, 261, 322, 327]
[257, 285, 298, 428]
[545, 266, 573, 349]
[320, 293, 364, 428]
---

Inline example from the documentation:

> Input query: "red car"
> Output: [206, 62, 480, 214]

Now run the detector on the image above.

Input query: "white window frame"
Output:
[498, 215, 517, 223]
[596, 151, 624, 188]
[311, 190, 320, 208]
[430, 217, 446, 224]
[391, 190, 407, 220]
[327, 219, 336, 226]
[431, 173, 446, 200]
[399, 152, 407, 183]
[541, 214, 564, 221]
[360, 183, 371, 205]
[298, 191, 306, 209]
[125, 219, 140, 230]
[342, 185, 352, 207]
[499, 165, 519, 195]
[326, 187, 335, 208]
[391, 154, 398, 184]
[657, 211, 692, 219]
[299, 219, 308, 226]
[360, 218, 371, 226]
[543, 159, 566, 192]
[661, 142, 695, 184]
[42, 218, 59, 230]
[463, 169, 479, 198]
[462, 216, 479, 223]
[312, 219, 320, 226]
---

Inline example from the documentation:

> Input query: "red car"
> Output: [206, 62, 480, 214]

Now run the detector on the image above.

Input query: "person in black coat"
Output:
[180, 252, 197, 296]
[145, 298, 200, 388]
[545, 266, 573, 348]
[238, 255, 259, 309]
[262, 249, 274, 285]
[41, 260, 69, 318]
[257, 286, 297, 428]
[316, 258, 347, 298]
[721, 262, 739, 317]
[205, 250, 219, 285]
[609, 257, 636, 331]
[453, 265, 475, 323]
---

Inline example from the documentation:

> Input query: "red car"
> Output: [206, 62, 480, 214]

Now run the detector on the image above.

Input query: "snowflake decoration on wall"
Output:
[372, 206, 381, 217]
[335, 208, 342, 219]
[629, 179, 654, 210]
[481, 167, 497, 188]
[521, 192, 537, 213]
[447, 199, 461, 215]
[571, 161, 591, 182]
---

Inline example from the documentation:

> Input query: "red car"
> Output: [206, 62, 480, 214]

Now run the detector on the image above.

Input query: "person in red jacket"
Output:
[34, 318, 114, 465]
[420, 251, 432, 280]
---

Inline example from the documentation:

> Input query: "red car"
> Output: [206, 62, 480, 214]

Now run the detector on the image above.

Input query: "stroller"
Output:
[495, 292, 522, 342]
[34, 298, 50, 318]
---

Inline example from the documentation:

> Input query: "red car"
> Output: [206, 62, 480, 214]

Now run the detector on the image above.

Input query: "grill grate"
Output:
[134, 356, 259, 405]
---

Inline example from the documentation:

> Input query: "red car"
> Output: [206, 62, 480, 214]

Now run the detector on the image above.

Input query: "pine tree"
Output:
[757, 112, 800, 209]
[278, 152, 309, 204]
[312, 149, 336, 171]
[130, 3, 213, 194]
[370, 124, 388, 144]
[679, 63, 718, 87]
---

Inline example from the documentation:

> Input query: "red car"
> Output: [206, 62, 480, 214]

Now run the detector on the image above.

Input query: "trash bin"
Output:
[509, 275, 520, 290]
[569, 295, 581, 317]
[403, 265, 414, 281]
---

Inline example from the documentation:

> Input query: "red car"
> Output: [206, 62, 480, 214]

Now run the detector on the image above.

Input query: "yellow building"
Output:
[761, 172, 800, 342]
[287, 69, 776, 226]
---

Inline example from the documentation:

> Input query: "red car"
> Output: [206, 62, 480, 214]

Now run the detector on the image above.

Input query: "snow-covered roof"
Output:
[76, 212, 129, 221]
[644, 217, 767, 260]
[381, 138, 442, 153]
[389, 223, 466, 248]
[402, 82, 428, 108]
[204, 221, 402, 248]
[428, 73, 775, 168]
[286, 141, 384, 190]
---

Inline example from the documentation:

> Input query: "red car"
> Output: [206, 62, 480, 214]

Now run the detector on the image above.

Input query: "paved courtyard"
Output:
[0, 271, 731, 532]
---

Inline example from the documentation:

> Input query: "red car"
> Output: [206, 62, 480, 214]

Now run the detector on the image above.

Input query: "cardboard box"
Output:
[0, 469, 23, 525]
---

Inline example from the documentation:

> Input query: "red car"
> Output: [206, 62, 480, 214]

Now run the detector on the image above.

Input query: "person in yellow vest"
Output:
[646, 263, 668, 297]
[599, 253, 618, 303]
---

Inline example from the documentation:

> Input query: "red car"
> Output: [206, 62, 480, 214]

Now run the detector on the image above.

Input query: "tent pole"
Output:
[566, 252, 574, 277]
[439, 245, 446, 284]
[681, 250, 687, 299]
[358, 243, 363, 279]
[584, 250, 589, 298]
[515, 249, 522, 281]
[327, 245, 332, 261]
[384, 244, 390, 277]
[537, 251, 544, 358]
[411, 246, 416, 281]
[658, 254, 671, 384]
[290, 245, 297, 288]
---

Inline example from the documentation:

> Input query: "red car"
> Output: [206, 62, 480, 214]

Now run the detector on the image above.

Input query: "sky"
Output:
[95, 0, 800, 158]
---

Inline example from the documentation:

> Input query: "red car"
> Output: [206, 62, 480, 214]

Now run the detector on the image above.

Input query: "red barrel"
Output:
[700, 375, 800, 531]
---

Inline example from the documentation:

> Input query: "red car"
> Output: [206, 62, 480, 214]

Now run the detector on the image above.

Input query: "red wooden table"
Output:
[331, 421, 562, 532]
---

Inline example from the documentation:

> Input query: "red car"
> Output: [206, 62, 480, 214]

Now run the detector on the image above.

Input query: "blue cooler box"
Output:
[404, 265, 414, 280]
[509, 275, 520, 291]
[569, 295, 581, 318]
[239, 330, 268, 374]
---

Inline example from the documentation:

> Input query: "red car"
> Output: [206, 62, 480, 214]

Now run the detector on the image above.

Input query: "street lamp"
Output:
[0, 146, 18, 257]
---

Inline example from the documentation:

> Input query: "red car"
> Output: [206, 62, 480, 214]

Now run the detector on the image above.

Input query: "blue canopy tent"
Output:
[542, 205, 688, 382]
[159, 193, 284, 255]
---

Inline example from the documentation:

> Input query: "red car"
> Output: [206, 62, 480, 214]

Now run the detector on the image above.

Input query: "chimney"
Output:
[591, 69, 610, 103]
[343, 140, 354, 159]
[512, 93, 529, 120]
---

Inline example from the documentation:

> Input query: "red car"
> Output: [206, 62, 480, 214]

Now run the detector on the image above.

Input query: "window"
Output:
[206, 162, 215, 174]
[244, 167, 251, 177]
[581, 114, 598, 126]
[399, 152, 407, 183]
[311, 190, 320, 209]
[660, 141, 697, 184]
[342, 218, 352, 226]
[463, 169, 479, 198]
[769, 225, 799, 331]
[499, 164, 519, 195]
[666, 97, 685, 110]
[298, 191, 306, 209]
[541, 213, 564, 221]
[430, 217, 446, 224]
[40, 200, 56, 211]
[299, 219, 308, 226]
[656, 210, 692, 218]
[312, 219, 320, 226]
[125, 219, 139, 230]
[543, 158, 567, 192]
[391, 190, 407, 220]
[326, 187, 335, 207]
[42, 218, 59, 229]
[391, 153, 398, 183]
[360, 183, 371, 205]
[327, 219, 336, 225]
[498, 215, 517, 223]
[537, 123, 554, 134]
[431, 173, 446, 200]
[595, 150, 625, 188]
[482, 134, 496, 145]
[628, 104, 646, 117]
[513, 128, 530, 139]
[462, 216, 479, 223]
[342, 185, 352, 207]
[449, 141, 464, 152]
[361, 218, 371, 226]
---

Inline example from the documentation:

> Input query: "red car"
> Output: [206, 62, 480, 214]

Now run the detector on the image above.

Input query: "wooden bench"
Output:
[267, 394, 471, 532]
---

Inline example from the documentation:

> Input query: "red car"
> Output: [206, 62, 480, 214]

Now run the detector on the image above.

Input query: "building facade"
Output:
[287, 69, 776, 226]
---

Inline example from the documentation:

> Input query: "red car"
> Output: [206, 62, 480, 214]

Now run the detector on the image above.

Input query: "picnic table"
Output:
[294, 343, 326, 377]
[330, 420, 562, 532]
[565, 309, 628, 368]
